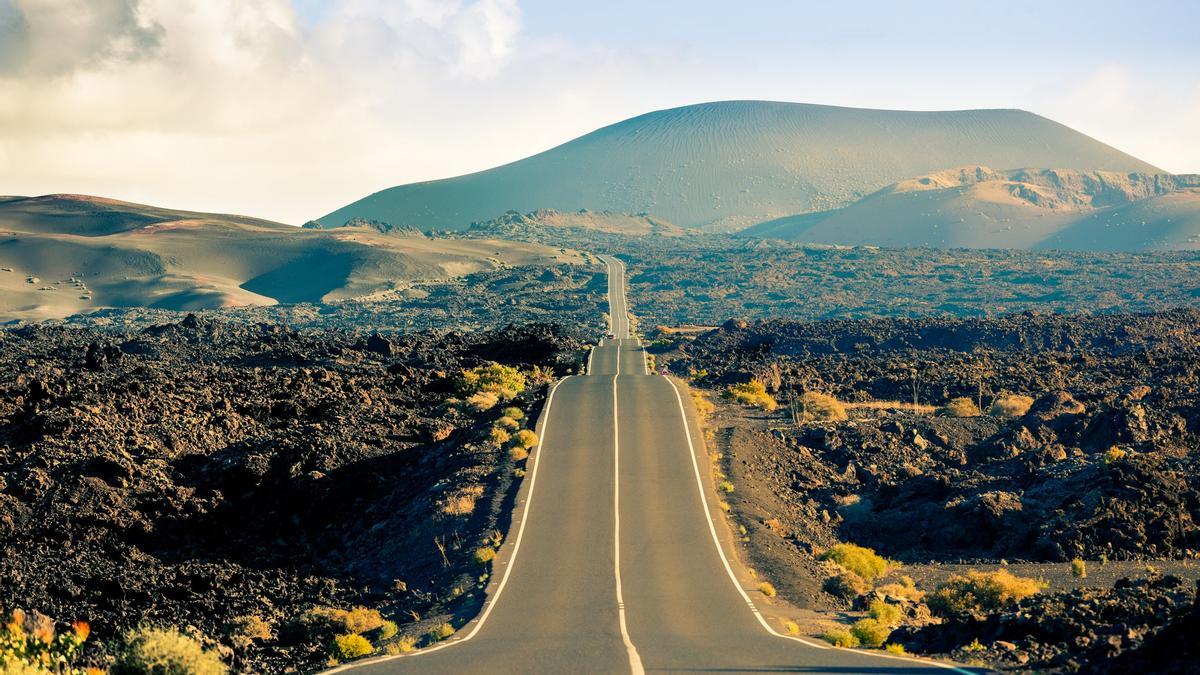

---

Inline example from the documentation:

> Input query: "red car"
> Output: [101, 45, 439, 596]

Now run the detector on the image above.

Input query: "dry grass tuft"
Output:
[723, 379, 778, 411]
[820, 543, 890, 581]
[938, 397, 981, 417]
[990, 394, 1033, 418]
[794, 392, 848, 422]
[927, 568, 1044, 619]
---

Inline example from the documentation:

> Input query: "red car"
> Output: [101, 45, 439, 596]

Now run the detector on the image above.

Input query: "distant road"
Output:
[330, 255, 971, 674]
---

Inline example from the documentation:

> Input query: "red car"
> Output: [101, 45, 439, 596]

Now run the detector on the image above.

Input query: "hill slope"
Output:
[322, 100, 1161, 232]
[741, 168, 1200, 250]
[0, 195, 579, 322]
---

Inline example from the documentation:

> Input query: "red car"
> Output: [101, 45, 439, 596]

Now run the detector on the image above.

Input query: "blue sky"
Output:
[1, 0, 1197, 222]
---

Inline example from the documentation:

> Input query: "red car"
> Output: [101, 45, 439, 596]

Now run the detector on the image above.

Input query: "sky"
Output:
[1, 0, 1197, 224]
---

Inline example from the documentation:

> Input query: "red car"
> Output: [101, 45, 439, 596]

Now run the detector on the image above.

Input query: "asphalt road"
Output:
[331, 256, 971, 674]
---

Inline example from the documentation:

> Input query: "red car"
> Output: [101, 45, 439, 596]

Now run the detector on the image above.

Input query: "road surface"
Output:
[331, 255, 971, 674]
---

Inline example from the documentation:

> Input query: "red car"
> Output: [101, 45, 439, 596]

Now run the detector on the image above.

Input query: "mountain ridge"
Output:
[322, 100, 1162, 232]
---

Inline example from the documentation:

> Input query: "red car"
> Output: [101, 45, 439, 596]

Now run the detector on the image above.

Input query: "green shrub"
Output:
[512, 429, 539, 449]
[509, 446, 529, 462]
[1103, 445, 1128, 464]
[823, 571, 870, 599]
[723, 380, 778, 411]
[331, 634, 372, 661]
[927, 569, 1044, 619]
[474, 547, 497, 565]
[884, 643, 908, 655]
[385, 635, 417, 655]
[384, 635, 417, 655]
[378, 621, 398, 640]
[718, 480, 734, 493]
[496, 416, 520, 431]
[939, 397, 981, 418]
[990, 394, 1033, 418]
[850, 618, 890, 648]
[868, 600, 903, 628]
[757, 582, 777, 598]
[795, 392, 848, 422]
[500, 406, 524, 421]
[457, 363, 526, 400]
[304, 606, 384, 635]
[876, 576, 925, 602]
[1071, 558, 1087, 578]
[820, 543, 889, 581]
[782, 620, 800, 635]
[428, 624, 455, 642]
[488, 426, 511, 447]
[114, 627, 228, 675]
[823, 628, 860, 648]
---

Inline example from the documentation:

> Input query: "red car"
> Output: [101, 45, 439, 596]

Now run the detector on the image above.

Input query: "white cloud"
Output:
[0, 1, 1194, 225]
[0, 0, 534, 222]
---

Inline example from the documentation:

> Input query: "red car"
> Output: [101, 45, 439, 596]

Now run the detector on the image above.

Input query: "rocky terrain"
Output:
[20, 263, 608, 336]
[0, 316, 588, 672]
[621, 238, 1200, 324]
[654, 310, 1200, 671]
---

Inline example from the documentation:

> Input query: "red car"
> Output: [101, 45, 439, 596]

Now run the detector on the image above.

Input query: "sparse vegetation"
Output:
[758, 582, 777, 598]
[884, 643, 908, 655]
[428, 623, 455, 642]
[223, 614, 273, 648]
[1071, 558, 1087, 578]
[0, 610, 92, 675]
[1104, 445, 1128, 464]
[938, 396, 981, 417]
[513, 429, 539, 449]
[850, 618, 891, 648]
[876, 576, 925, 602]
[823, 570, 870, 599]
[820, 543, 889, 582]
[488, 426, 511, 447]
[457, 362, 527, 401]
[690, 391, 716, 419]
[782, 620, 800, 635]
[331, 633, 373, 661]
[114, 626, 228, 675]
[718, 480, 734, 493]
[723, 380, 778, 411]
[989, 394, 1033, 418]
[927, 569, 1044, 619]
[496, 416, 520, 431]
[378, 621, 398, 640]
[442, 485, 484, 516]
[868, 600, 903, 628]
[466, 391, 500, 411]
[501, 406, 524, 421]
[474, 547, 497, 565]
[385, 635, 417, 655]
[823, 628, 860, 648]
[793, 392, 847, 422]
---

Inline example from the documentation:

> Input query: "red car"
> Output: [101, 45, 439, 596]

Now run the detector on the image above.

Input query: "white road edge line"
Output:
[613, 367, 646, 675]
[322, 376, 570, 673]
[662, 376, 977, 675]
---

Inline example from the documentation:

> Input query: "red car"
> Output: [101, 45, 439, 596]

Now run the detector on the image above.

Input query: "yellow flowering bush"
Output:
[0, 609, 97, 675]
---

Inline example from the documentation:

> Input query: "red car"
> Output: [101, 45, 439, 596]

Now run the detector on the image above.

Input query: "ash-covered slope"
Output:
[322, 100, 1160, 232]
[0, 194, 580, 322]
[742, 167, 1200, 250]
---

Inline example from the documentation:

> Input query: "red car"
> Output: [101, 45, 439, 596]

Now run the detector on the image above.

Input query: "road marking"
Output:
[612, 371, 646, 675]
[322, 377, 570, 673]
[662, 376, 977, 674]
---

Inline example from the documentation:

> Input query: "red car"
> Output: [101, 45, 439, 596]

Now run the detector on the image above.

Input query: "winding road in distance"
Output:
[330, 255, 974, 674]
